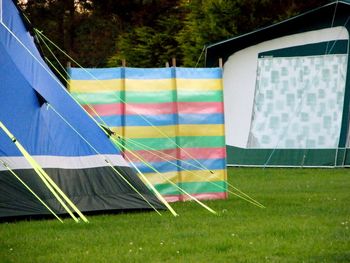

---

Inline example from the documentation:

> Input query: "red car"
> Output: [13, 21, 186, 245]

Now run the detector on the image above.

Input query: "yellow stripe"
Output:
[111, 127, 123, 136]
[125, 79, 174, 92]
[140, 169, 226, 185]
[68, 79, 123, 92]
[178, 124, 225, 136]
[112, 126, 176, 138]
[111, 124, 224, 138]
[68, 78, 221, 92]
[176, 79, 222, 91]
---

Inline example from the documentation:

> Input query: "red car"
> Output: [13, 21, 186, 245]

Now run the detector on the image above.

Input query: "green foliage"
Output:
[20, 0, 329, 68]
[1, 168, 350, 262]
[72, 15, 121, 67]
[176, 0, 329, 67]
[108, 9, 184, 67]
[177, 0, 241, 66]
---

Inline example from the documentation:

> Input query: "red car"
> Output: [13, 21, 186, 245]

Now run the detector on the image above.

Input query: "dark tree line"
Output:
[18, 0, 329, 68]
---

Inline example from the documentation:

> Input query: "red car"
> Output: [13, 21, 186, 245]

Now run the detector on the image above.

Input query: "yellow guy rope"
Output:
[42, 56, 108, 126]
[36, 32, 68, 75]
[120, 136, 209, 171]
[122, 153, 178, 217]
[111, 137, 217, 215]
[104, 159, 162, 216]
[0, 122, 88, 223]
[0, 159, 63, 222]
[33, 161, 89, 222]
[119, 137, 265, 208]
[119, 136, 265, 208]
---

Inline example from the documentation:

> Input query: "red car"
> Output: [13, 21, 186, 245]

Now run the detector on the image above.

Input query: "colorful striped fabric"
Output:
[69, 67, 227, 202]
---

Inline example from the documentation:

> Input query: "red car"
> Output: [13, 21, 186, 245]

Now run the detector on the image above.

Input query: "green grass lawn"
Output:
[0, 168, 349, 262]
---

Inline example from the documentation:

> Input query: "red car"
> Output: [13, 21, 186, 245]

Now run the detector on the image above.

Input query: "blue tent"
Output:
[0, 0, 163, 218]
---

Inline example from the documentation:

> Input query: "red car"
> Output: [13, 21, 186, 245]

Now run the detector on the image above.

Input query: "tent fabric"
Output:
[205, 0, 350, 167]
[0, 0, 164, 218]
[69, 67, 228, 201]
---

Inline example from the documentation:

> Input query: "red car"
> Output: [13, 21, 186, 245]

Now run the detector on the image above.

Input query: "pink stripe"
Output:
[177, 102, 223, 114]
[179, 147, 226, 160]
[83, 104, 123, 116]
[163, 195, 181, 202]
[125, 103, 176, 115]
[83, 102, 224, 116]
[125, 148, 177, 163]
[182, 192, 228, 201]
[125, 147, 226, 162]
[163, 192, 227, 202]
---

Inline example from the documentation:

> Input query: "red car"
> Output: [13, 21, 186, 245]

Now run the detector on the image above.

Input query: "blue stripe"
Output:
[133, 158, 226, 173]
[96, 115, 122, 127]
[100, 113, 225, 127]
[69, 67, 222, 80]
[126, 68, 172, 79]
[98, 114, 175, 127]
[178, 113, 224, 125]
[179, 158, 226, 171]
[125, 114, 175, 126]
[69, 68, 122, 80]
[175, 68, 222, 79]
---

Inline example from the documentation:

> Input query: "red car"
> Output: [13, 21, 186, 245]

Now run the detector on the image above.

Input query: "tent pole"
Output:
[219, 58, 223, 68]
[334, 147, 339, 167]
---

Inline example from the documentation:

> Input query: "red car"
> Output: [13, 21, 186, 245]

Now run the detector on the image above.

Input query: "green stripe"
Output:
[71, 91, 123, 104]
[259, 40, 348, 58]
[124, 136, 225, 150]
[125, 138, 176, 151]
[71, 90, 175, 104]
[178, 136, 225, 148]
[226, 146, 350, 166]
[154, 181, 227, 195]
[177, 90, 223, 102]
[71, 90, 223, 104]
[125, 90, 175, 103]
[154, 184, 180, 196]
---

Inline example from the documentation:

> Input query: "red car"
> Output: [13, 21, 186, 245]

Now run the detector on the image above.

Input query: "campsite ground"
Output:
[0, 168, 349, 262]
